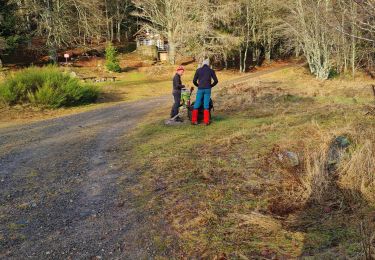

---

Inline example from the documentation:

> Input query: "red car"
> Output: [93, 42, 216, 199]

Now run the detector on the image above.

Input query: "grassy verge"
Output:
[94, 65, 241, 103]
[121, 66, 375, 258]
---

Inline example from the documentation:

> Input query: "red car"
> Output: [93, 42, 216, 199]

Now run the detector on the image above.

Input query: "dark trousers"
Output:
[171, 92, 181, 118]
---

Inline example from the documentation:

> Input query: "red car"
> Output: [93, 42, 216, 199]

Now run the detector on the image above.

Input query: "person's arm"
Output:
[211, 70, 219, 87]
[193, 69, 199, 87]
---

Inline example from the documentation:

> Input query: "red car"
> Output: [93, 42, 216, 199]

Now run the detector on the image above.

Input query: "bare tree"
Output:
[182, 0, 240, 61]
[333, 0, 375, 74]
[11, 0, 106, 60]
[132, 0, 189, 64]
[287, 0, 336, 79]
[113, 0, 132, 42]
[5, 0, 374, 77]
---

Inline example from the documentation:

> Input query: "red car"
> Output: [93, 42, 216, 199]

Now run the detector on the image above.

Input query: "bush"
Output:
[105, 42, 121, 73]
[0, 66, 99, 108]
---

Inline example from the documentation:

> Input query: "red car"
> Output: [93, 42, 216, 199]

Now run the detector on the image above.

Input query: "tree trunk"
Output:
[110, 18, 114, 41]
[243, 46, 248, 73]
[168, 24, 176, 65]
[295, 43, 301, 58]
[105, 0, 110, 41]
[116, 0, 122, 42]
[169, 42, 176, 65]
[239, 48, 243, 72]
[351, 35, 356, 78]
[242, 4, 250, 73]
[0, 57, 3, 68]
[223, 52, 228, 70]
[351, 2, 357, 78]
[168, 29, 176, 65]
[265, 50, 271, 63]
[265, 30, 272, 63]
[117, 22, 121, 42]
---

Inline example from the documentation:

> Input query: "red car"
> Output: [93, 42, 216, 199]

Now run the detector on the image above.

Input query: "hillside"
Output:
[121, 65, 375, 258]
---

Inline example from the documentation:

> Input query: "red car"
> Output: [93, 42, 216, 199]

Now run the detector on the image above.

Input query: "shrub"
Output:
[339, 137, 375, 204]
[105, 42, 121, 73]
[0, 66, 99, 108]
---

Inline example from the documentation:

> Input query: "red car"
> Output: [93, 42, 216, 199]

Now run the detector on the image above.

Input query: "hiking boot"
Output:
[203, 110, 210, 125]
[191, 109, 198, 125]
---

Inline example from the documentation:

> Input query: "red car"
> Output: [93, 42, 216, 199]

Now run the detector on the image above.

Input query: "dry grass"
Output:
[120, 65, 375, 258]
[338, 130, 375, 205]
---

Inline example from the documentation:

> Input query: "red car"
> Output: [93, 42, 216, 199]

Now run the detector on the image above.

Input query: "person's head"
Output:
[202, 58, 210, 67]
[176, 65, 185, 75]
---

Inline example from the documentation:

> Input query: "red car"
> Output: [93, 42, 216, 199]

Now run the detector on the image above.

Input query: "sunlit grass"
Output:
[121, 66, 375, 258]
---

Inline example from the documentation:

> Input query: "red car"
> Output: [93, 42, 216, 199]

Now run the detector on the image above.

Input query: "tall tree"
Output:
[11, 0, 106, 60]
[0, 0, 18, 66]
[132, 0, 189, 64]
[287, 0, 336, 79]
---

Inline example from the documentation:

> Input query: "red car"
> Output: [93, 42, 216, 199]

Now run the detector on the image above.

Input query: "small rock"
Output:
[335, 136, 350, 148]
[285, 151, 300, 167]
[164, 119, 186, 126]
[70, 72, 77, 78]
[327, 136, 351, 173]
[278, 151, 300, 167]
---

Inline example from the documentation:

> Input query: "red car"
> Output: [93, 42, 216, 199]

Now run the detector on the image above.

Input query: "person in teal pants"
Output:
[192, 59, 218, 125]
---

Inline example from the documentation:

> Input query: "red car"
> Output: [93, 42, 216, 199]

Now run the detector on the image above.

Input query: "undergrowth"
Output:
[0, 66, 99, 108]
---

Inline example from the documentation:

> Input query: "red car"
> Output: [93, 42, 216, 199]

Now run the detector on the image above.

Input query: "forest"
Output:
[0, 0, 374, 79]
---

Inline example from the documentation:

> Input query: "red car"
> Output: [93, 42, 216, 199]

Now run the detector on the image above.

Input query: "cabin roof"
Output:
[134, 26, 161, 38]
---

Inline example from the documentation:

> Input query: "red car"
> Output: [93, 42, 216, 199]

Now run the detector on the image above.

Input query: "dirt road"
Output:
[0, 96, 169, 259]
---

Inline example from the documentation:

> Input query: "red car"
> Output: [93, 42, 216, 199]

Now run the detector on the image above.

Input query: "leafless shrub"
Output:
[359, 218, 375, 260]
[302, 143, 331, 203]
[338, 136, 375, 205]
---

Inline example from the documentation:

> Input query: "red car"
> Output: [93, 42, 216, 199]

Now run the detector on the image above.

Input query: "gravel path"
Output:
[0, 96, 168, 259]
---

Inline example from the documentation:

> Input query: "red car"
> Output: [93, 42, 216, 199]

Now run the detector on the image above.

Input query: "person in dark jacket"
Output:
[170, 65, 185, 120]
[191, 59, 218, 125]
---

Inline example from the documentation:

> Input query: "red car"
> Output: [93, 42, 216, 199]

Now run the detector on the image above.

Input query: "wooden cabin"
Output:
[135, 28, 169, 61]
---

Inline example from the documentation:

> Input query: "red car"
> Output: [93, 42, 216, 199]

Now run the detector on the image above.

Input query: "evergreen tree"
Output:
[105, 43, 121, 73]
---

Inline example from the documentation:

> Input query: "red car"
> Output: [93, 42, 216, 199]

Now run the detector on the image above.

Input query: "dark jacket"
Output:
[193, 65, 219, 89]
[173, 74, 184, 93]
